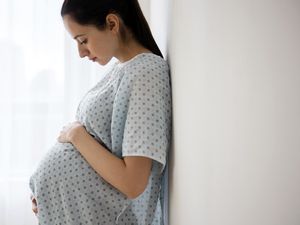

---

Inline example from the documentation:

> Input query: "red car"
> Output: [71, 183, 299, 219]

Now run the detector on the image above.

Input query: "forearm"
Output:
[70, 130, 134, 198]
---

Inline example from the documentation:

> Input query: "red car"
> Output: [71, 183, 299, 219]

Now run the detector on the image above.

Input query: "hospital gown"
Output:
[29, 52, 172, 225]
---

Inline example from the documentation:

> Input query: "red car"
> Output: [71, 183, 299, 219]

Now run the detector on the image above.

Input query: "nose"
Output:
[77, 44, 89, 58]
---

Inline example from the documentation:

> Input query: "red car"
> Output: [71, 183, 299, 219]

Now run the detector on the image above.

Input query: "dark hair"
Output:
[61, 0, 163, 58]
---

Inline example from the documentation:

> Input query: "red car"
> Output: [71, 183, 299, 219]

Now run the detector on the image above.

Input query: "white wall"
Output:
[168, 0, 300, 225]
[138, 0, 151, 22]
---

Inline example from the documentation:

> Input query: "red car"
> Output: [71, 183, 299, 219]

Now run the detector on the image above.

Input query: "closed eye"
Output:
[79, 39, 88, 45]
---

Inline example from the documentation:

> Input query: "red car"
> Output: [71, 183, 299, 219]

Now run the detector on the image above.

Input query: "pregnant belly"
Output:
[29, 142, 130, 224]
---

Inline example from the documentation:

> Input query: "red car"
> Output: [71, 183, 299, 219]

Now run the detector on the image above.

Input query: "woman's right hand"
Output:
[30, 195, 38, 215]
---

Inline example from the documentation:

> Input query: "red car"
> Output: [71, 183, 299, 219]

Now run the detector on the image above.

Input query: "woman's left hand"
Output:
[57, 121, 86, 143]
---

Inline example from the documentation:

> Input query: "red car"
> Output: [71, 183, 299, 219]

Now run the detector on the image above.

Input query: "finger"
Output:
[32, 207, 38, 214]
[32, 197, 37, 204]
[31, 201, 38, 214]
[57, 136, 65, 143]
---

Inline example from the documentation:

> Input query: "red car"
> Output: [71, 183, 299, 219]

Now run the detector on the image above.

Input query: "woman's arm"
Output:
[58, 122, 152, 199]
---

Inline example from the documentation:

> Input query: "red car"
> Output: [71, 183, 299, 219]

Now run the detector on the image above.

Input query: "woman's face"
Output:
[63, 15, 119, 65]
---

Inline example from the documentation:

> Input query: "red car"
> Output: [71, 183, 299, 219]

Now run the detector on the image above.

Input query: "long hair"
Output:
[61, 0, 163, 58]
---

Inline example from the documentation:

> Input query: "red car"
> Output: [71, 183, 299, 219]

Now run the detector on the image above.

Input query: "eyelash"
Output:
[79, 39, 88, 45]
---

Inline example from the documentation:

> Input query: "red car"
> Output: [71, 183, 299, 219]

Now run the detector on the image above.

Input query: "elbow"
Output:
[123, 157, 152, 199]
[126, 191, 144, 200]
[126, 183, 147, 200]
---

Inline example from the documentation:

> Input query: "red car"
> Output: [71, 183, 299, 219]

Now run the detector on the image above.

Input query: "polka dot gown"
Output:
[29, 53, 172, 225]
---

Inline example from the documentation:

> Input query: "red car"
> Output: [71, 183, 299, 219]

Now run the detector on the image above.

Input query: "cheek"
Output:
[102, 34, 118, 52]
[95, 41, 116, 56]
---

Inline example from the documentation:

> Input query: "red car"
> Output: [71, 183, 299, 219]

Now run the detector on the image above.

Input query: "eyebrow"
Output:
[73, 34, 86, 40]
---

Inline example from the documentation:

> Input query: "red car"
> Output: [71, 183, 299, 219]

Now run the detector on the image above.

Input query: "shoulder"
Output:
[121, 53, 169, 82]
[128, 53, 168, 70]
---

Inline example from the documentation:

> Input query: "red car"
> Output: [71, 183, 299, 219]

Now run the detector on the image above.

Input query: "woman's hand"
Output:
[30, 195, 38, 216]
[57, 121, 86, 143]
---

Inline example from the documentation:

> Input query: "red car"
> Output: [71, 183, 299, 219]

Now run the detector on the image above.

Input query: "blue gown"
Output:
[29, 52, 172, 225]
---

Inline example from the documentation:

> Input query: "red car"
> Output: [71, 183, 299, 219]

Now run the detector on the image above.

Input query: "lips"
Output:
[89, 57, 97, 62]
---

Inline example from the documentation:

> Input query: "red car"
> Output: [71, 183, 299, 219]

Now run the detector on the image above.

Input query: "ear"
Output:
[105, 13, 120, 34]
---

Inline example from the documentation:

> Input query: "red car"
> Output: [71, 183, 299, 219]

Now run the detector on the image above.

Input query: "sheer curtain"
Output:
[0, 0, 167, 224]
[0, 1, 114, 224]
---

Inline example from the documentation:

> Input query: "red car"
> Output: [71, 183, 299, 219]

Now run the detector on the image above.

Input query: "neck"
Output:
[115, 39, 152, 63]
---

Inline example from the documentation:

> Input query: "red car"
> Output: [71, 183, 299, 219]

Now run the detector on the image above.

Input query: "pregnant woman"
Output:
[29, 0, 172, 224]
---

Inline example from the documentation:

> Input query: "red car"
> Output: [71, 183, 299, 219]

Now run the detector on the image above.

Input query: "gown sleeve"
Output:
[121, 63, 172, 173]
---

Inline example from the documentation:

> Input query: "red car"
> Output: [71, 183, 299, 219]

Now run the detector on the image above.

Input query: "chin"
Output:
[97, 57, 112, 66]
[97, 61, 105, 66]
